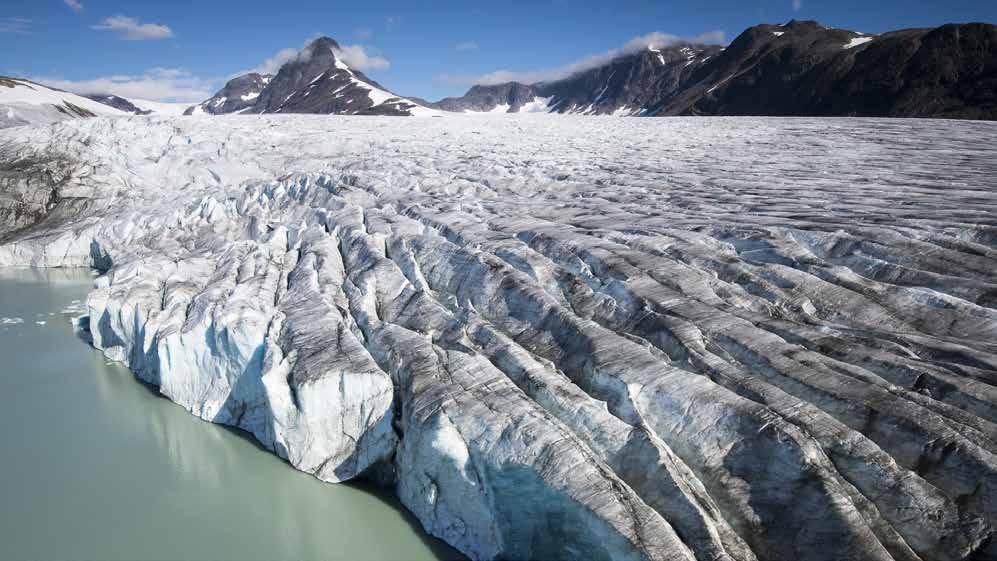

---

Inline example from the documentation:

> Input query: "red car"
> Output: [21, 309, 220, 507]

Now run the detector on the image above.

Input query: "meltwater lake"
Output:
[0, 267, 461, 561]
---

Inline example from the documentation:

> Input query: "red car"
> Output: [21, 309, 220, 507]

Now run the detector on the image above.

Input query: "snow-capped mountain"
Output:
[432, 20, 997, 119]
[184, 73, 272, 115]
[0, 76, 126, 129]
[193, 37, 437, 117]
[6, 21, 996, 124]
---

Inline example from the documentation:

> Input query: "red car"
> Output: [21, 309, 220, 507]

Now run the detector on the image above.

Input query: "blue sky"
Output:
[1, 0, 995, 103]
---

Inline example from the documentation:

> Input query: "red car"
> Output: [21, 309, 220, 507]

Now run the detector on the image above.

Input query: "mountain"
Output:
[430, 43, 722, 115]
[84, 94, 152, 115]
[0, 76, 126, 129]
[432, 82, 543, 113]
[192, 37, 437, 117]
[86, 94, 195, 116]
[434, 21, 997, 120]
[185, 73, 272, 115]
[659, 20, 997, 118]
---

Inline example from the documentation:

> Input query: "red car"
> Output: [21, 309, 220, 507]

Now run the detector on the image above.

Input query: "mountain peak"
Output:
[304, 36, 342, 57]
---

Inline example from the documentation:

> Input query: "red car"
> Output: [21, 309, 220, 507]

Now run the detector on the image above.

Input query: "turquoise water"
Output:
[0, 267, 461, 561]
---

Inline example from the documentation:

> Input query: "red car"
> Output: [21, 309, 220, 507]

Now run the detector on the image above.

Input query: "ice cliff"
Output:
[1, 114, 996, 561]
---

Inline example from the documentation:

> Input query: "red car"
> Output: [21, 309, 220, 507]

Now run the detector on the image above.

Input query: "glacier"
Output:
[1, 114, 996, 561]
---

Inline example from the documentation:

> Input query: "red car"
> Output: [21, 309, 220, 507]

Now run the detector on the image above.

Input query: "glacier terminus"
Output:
[1, 114, 996, 561]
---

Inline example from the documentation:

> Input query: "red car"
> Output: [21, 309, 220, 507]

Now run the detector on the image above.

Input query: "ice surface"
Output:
[1, 114, 996, 561]
[129, 99, 191, 116]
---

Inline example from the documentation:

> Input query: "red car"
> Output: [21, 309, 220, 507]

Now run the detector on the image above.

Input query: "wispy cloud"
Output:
[0, 17, 31, 34]
[92, 15, 173, 40]
[336, 44, 390, 70]
[386, 16, 401, 31]
[33, 68, 214, 103]
[792, 0, 802, 11]
[354, 28, 372, 40]
[455, 41, 478, 52]
[248, 48, 300, 76]
[64, 0, 84, 13]
[244, 38, 390, 76]
[442, 30, 726, 86]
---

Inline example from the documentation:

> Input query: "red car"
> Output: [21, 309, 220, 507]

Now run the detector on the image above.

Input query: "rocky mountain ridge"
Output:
[433, 20, 996, 119]
[188, 37, 435, 117]
[4, 19, 995, 125]
[184, 73, 272, 115]
[83, 94, 152, 115]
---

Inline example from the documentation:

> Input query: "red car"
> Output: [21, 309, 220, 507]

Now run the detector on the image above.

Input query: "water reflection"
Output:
[0, 267, 462, 561]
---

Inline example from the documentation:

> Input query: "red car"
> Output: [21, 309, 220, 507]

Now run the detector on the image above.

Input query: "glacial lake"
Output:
[0, 267, 462, 561]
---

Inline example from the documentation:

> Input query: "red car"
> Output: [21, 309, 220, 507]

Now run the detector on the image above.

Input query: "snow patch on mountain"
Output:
[844, 36, 874, 49]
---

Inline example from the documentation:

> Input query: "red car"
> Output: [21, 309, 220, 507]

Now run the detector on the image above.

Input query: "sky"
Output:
[1, 0, 995, 104]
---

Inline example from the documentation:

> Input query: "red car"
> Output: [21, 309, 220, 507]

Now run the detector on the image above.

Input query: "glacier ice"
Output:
[1, 114, 996, 561]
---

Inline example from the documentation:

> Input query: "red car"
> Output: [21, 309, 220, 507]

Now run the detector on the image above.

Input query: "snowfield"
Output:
[0, 77, 126, 129]
[1, 114, 997, 561]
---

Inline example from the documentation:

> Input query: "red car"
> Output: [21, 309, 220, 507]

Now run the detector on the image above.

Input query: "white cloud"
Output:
[92, 15, 174, 41]
[443, 30, 726, 86]
[33, 68, 214, 103]
[336, 44, 390, 70]
[456, 41, 479, 52]
[355, 28, 372, 40]
[245, 39, 390, 76]
[0, 17, 31, 34]
[792, 0, 802, 11]
[248, 47, 301, 75]
[64, 0, 84, 13]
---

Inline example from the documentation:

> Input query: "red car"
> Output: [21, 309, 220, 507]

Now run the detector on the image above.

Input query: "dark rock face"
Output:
[183, 73, 272, 116]
[666, 21, 997, 119]
[84, 94, 151, 115]
[434, 21, 997, 120]
[429, 45, 720, 115]
[431, 82, 543, 112]
[545, 45, 721, 114]
[193, 37, 432, 117]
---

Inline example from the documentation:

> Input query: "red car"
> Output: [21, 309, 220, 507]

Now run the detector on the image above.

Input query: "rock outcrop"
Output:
[1, 115, 995, 560]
